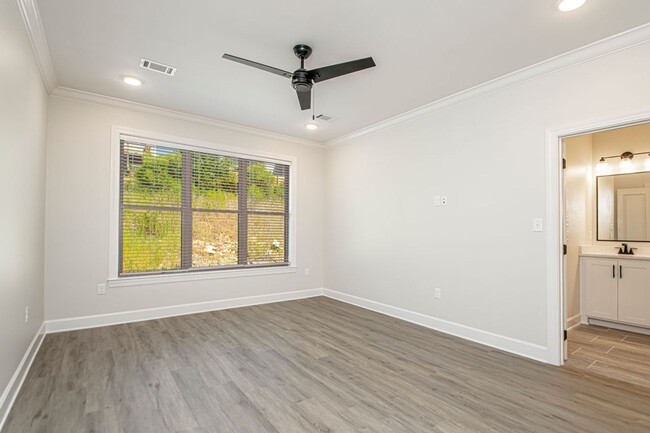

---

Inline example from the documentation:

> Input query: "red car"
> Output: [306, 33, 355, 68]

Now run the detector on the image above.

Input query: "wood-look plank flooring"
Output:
[4, 297, 650, 433]
[565, 324, 650, 388]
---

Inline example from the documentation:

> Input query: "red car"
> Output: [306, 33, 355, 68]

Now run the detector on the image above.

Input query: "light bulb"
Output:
[305, 123, 318, 130]
[620, 158, 633, 169]
[596, 158, 607, 172]
[557, 0, 587, 12]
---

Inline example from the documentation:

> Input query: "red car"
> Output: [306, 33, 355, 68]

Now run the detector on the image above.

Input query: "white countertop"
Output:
[579, 245, 650, 260]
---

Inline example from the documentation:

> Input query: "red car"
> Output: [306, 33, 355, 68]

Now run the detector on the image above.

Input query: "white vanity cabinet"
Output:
[581, 256, 650, 327]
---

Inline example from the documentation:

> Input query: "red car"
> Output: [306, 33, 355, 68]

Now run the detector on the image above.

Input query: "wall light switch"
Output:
[434, 196, 441, 206]
[441, 196, 448, 206]
[533, 218, 543, 232]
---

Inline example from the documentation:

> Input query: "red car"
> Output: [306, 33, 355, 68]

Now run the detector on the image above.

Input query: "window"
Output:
[118, 137, 291, 276]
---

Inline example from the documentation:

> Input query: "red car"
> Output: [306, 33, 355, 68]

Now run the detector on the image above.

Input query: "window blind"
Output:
[119, 139, 290, 276]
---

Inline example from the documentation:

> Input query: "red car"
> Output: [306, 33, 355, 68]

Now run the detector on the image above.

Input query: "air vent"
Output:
[316, 114, 334, 122]
[140, 58, 177, 76]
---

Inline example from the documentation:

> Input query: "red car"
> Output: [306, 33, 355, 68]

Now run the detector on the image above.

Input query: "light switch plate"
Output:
[441, 196, 448, 206]
[533, 218, 543, 232]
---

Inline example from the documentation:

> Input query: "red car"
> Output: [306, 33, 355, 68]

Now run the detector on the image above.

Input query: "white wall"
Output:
[45, 96, 324, 320]
[0, 0, 47, 413]
[325, 41, 650, 351]
[564, 135, 592, 323]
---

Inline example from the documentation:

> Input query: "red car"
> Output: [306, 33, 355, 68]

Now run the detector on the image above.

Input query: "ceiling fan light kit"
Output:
[222, 44, 376, 111]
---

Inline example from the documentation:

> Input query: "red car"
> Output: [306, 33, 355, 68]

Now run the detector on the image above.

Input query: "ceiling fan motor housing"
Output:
[292, 69, 312, 92]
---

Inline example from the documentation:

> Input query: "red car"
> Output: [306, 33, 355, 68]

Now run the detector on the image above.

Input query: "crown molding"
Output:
[15, 0, 57, 92]
[51, 87, 323, 148]
[325, 23, 650, 147]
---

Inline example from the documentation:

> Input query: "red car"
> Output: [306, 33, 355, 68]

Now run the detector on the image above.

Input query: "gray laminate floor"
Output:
[565, 324, 650, 388]
[3, 297, 650, 433]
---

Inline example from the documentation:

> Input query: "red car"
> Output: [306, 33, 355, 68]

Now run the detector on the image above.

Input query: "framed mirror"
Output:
[597, 171, 650, 241]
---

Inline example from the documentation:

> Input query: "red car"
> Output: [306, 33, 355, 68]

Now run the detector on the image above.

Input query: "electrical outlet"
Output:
[25, 306, 29, 324]
[434, 288, 441, 299]
[434, 196, 441, 206]
[304, 268, 310, 276]
[97, 283, 107, 295]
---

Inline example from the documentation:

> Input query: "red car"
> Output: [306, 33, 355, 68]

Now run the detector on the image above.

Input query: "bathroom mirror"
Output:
[597, 172, 650, 241]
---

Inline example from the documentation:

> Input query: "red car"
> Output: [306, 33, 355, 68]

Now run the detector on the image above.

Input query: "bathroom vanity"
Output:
[581, 248, 650, 329]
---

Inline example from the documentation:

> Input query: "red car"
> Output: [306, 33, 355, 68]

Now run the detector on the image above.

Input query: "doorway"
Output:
[560, 121, 650, 387]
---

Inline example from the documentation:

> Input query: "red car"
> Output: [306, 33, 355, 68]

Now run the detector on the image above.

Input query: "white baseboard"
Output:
[588, 318, 650, 336]
[567, 314, 582, 330]
[323, 289, 549, 363]
[0, 322, 46, 431]
[46, 288, 324, 333]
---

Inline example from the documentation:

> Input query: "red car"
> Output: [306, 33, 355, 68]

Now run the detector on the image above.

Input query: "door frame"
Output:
[546, 108, 650, 366]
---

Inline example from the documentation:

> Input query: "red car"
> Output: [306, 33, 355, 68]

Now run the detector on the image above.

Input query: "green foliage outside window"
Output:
[120, 144, 288, 274]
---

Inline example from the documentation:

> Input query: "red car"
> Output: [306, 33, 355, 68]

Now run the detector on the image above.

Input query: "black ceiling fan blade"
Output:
[296, 90, 311, 111]
[310, 57, 376, 83]
[222, 54, 293, 78]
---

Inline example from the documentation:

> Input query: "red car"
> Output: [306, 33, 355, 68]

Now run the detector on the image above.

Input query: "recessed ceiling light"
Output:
[557, 0, 586, 12]
[305, 122, 318, 130]
[123, 76, 142, 86]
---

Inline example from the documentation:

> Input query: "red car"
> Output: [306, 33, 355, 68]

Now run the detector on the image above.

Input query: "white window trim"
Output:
[108, 126, 298, 287]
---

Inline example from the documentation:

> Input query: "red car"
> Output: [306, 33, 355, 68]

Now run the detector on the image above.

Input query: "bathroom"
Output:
[564, 122, 650, 384]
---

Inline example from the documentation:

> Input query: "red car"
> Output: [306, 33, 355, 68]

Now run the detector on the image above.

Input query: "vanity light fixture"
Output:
[557, 0, 586, 12]
[596, 151, 650, 171]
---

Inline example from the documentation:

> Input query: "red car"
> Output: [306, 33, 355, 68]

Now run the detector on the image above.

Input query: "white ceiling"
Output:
[37, 0, 650, 142]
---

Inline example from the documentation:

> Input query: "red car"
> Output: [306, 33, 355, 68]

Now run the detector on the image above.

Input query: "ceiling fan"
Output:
[222, 44, 376, 111]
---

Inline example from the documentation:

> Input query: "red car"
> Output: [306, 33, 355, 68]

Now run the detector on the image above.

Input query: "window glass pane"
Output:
[192, 211, 238, 267]
[120, 138, 291, 276]
[121, 143, 182, 207]
[192, 152, 239, 210]
[247, 161, 288, 212]
[248, 214, 286, 264]
[121, 209, 181, 273]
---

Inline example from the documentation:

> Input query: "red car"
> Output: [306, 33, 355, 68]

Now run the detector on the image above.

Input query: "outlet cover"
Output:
[97, 283, 107, 295]
[304, 268, 310, 276]
[434, 288, 441, 299]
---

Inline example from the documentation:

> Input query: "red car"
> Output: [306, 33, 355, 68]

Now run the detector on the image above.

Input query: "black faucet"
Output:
[618, 243, 636, 255]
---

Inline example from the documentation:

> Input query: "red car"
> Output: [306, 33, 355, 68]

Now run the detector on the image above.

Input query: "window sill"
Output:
[108, 265, 297, 288]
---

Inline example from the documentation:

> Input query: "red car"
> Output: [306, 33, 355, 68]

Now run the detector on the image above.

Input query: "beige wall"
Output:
[325, 40, 650, 349]
[45, 97, 325, 320]
[0, 0, 48, 415]
[564, 135, 593, 322]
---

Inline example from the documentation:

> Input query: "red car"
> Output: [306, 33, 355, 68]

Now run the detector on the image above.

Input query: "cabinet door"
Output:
[584, 258, 618, 321]
[618, 260, 650, 327]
